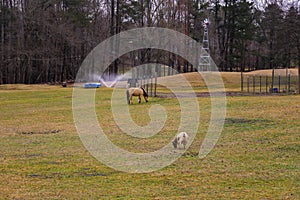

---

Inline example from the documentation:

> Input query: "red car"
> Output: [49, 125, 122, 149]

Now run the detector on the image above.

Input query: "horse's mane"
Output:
[140, 87, 148, 97]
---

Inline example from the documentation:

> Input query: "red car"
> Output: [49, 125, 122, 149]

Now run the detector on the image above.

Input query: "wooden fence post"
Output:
[288, 74, 291, 94]
[278, 74, 281, 93]
[154, 72, 157, 97]
[253, 75, 255, 94]
[266, 76, 268, 93]
[150, 75, 153, 97]
[259, 75, 262, 94]
[247, 77, 250, 93]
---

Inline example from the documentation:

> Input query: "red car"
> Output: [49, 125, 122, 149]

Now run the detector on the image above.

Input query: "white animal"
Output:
[172, 132, 189, 149]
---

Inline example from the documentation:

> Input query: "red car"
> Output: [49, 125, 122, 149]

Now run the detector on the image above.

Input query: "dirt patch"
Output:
[0, 84, 60, 91]
[225, 118, 271, 125]
[156, 92, 253, 98]
[28, 171, 110, 179]
[156, 91, 292, 98]
[18, 129, 61, 135]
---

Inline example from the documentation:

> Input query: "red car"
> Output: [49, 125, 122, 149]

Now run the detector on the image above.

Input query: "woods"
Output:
[0, 0, 299, 84]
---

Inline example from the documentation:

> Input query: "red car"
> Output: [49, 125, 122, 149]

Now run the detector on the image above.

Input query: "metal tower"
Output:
[199, 18, 211, 72]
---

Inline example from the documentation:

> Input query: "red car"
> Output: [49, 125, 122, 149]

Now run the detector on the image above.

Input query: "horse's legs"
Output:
[130, 95, 133, 104]
[126, 90, 130, 104]
[138, 95, 141, 103]
[144, 96, 148, 102]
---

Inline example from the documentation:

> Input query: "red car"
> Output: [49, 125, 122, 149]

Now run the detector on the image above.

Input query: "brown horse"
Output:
[127, 87, 149, 104]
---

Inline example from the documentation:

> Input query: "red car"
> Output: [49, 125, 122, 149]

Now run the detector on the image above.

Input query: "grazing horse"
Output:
[127, 87, 149, 104]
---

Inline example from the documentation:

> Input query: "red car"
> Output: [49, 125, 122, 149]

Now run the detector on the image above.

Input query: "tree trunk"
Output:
[0, 17, 4, 84]
[298, 44, 300, 94]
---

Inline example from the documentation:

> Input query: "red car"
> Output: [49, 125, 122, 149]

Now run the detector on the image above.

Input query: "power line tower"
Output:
[199, 18, 211, 72]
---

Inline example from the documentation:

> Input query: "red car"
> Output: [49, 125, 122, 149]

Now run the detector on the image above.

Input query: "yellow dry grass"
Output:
[0, 72, 299, 199]
[244, 68, 298, 76]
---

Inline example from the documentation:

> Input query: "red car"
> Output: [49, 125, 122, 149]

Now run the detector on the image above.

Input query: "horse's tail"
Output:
[126, 89, 130, 104]
[141, 87, 148, 97]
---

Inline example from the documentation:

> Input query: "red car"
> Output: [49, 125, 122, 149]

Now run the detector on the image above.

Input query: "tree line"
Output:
[0, 0, 299, 84]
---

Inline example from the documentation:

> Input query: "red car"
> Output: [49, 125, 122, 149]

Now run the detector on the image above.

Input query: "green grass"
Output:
[0, 79, 299, 199]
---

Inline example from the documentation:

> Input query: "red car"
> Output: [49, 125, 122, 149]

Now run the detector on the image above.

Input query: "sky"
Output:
[251, 0, 300, 10]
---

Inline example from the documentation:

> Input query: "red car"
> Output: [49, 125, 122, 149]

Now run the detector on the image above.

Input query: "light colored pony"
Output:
[127, 87, 149, 104]
[172, 132, 189, 149]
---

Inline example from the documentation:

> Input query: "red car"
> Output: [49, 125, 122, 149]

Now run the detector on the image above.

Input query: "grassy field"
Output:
[0, 73, 299, 199]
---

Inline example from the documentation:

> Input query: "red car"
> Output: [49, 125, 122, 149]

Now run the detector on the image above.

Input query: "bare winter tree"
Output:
[0, 0, 299, 88]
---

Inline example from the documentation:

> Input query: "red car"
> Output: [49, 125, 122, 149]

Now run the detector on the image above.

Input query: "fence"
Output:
[127, 66, 158, 97]
[242, 73, 298, 94]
